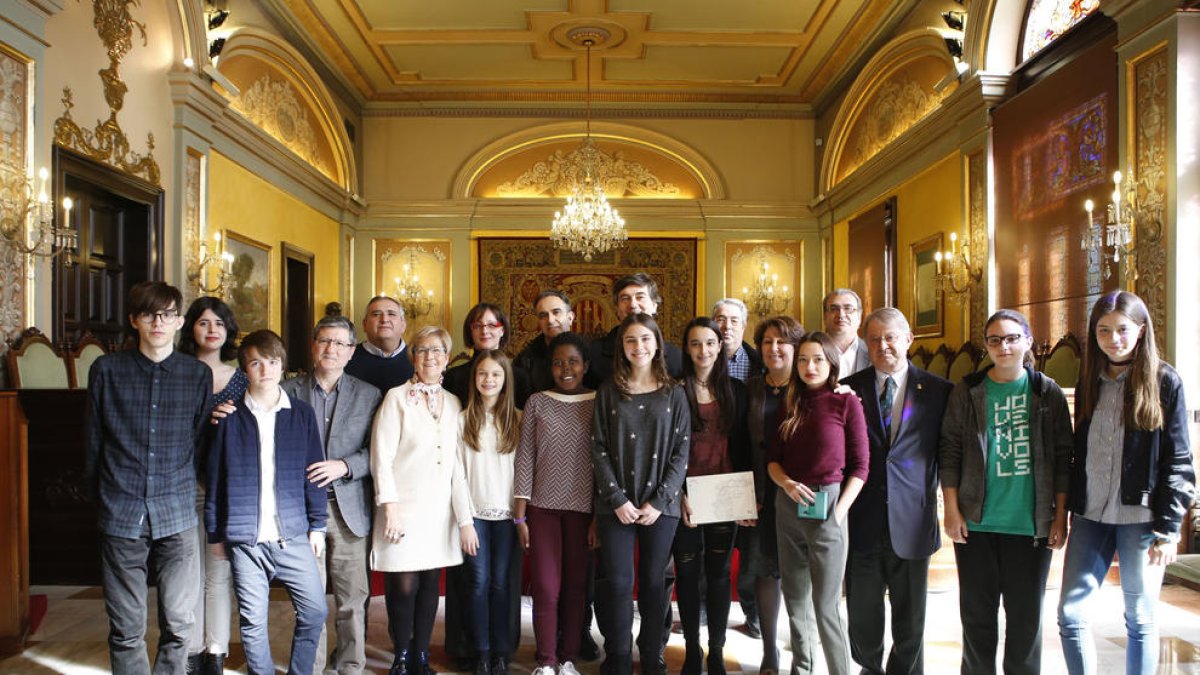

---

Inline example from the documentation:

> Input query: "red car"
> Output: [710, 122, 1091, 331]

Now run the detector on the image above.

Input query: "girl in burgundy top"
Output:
[674, 318, 750, 675]
[767, 331, 868, 675]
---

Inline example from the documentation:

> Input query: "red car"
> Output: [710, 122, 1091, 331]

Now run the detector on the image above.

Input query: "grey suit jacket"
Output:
[850, 337, 871, 375]
[281, 372, 382, 538]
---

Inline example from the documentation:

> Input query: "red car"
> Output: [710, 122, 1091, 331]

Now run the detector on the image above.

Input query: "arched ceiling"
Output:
[257, 0, 922, 112]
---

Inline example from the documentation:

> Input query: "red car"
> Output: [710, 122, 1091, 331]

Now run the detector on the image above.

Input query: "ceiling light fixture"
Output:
[944, 37, 964, 60]
[942, 11, 966, 31]
[208, 38, 226, 60]
[550, 27, 627, 262]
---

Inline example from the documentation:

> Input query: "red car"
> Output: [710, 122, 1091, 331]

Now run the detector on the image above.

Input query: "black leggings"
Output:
[673, 521, 737, 647]
[384, 569, 442, 659]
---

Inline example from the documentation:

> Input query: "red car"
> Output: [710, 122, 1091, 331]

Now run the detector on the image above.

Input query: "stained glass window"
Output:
[1021, 0, 1100, 61]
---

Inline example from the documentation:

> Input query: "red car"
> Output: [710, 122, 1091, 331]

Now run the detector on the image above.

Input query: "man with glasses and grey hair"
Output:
[823, 288, 871, 377]
[282, 315, 383, 675]
[712, 298, 763, 382]
[841, 307, 952, 675]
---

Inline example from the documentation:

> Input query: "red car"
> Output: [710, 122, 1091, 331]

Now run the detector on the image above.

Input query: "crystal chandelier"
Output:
[1080, 170, 1160, 281]
[742, 257, 791, 318]
[393, 250, 433, 319]
[550, 29, 627, 262]
[0, 167, 77, 269]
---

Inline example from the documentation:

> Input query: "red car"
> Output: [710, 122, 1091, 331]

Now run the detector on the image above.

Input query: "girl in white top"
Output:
[458, 349, 522, 675]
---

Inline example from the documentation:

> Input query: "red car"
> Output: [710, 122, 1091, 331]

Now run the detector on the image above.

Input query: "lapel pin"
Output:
[916, 383, 923, 390]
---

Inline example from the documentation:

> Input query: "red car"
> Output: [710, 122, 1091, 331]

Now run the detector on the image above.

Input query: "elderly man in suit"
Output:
[823, 288, 871, 377]
[283, 314, 383, 675]
[842, 307, 952, 675]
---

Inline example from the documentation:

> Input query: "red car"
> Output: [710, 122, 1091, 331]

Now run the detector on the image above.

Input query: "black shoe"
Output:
[490, 653, 509, 674]
[186, 653, 203, 675]
[578, 631, 600, 662]
[473, 652, 491, 675]
[741, 615, 761, 639]
[410, 650, 437, 675]
[201, 653, 225, 675]
[707, 646, 727, 675]
[390, 649, 410, 675]
[681, 642, 702, 675]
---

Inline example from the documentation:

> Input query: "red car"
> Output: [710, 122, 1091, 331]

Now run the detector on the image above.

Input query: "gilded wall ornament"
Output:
[0, 45, 29, 359]
[232, 74, 329, 177]
[847, 77, 945, 178]
[52, 0, 159, 186]
[968, 152, 988, 347]
[1131, 49, 1168, 352]
[496, 144, 680, 198]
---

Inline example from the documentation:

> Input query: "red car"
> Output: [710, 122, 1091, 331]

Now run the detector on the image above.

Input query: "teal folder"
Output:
[796, 490, 830, 520]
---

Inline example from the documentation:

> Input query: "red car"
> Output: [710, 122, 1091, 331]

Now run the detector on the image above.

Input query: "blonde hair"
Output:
[462, 350, 520, 454]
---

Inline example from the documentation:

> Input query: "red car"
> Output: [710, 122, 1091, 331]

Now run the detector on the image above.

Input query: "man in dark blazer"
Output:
[842, 307, 952, 675]
[585, 272, 684, 387]
[824, 288, 871, 376]
[282, 314, 383, 675]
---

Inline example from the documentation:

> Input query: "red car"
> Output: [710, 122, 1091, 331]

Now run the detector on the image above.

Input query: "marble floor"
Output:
[4, 579, 1200, 674]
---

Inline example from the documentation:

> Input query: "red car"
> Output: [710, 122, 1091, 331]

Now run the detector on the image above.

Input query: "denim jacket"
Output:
[938, 365, 1073, 539]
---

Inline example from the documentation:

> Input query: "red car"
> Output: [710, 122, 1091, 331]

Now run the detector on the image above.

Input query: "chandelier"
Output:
[934, 231, 983, 300]
[742, 257, 791, 318]
[188, 231, 236, 296]
[549, 28, 627, 262]
[0, 167, 77, 269]
[1081, 170, 1160, 281]
[393, 250, 433, 319]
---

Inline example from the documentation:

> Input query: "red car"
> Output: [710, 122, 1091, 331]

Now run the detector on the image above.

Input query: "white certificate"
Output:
[684, 471, 757, 525]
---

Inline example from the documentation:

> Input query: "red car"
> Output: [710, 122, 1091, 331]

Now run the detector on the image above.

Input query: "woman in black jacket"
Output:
[1057, 291, 1195, 675]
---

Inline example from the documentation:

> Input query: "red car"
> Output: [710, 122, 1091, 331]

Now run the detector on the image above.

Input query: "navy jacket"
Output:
[1068, 363, 1195, 536]
[205, 391, 327, 544]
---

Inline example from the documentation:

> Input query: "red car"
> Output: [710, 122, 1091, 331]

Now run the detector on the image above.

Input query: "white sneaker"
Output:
[558, 662, 581, 675]
[532, 667, 556, 675]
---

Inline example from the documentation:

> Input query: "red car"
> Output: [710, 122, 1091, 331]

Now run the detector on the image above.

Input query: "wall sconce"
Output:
[1080, 169, 1161, 282]
[934, 231, 982, 300]
[0, 167, 77, 268]
[188, 230, 235, 295]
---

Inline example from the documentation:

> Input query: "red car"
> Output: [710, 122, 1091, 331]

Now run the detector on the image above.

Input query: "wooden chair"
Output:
[947, 342, 982, 384]
[66, 332, 107, 389]
[909, 345, 932, 370]
[925, 344, 952, 379]
[6, 328, 70, 389]
[976, 353, 993, 372]
[1041, 333, 1082, 389]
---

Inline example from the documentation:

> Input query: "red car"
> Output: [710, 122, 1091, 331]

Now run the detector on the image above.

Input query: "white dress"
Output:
[370, 382, 472, 572]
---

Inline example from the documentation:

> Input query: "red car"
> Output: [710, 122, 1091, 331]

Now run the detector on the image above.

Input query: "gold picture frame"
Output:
[910, 233, 944, 338]
[224, 230, 272, 336]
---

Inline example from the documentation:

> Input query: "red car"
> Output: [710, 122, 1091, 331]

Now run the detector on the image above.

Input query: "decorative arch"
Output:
[166, 0, 207, 70]
[454, 121, 725, 200]
[819, 29, 959, 192]
[213, 27, 356, 192]
[967, 0, 1031, 74]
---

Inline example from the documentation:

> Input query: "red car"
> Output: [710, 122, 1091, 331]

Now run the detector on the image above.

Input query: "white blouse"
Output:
[458, 411, 518, 521]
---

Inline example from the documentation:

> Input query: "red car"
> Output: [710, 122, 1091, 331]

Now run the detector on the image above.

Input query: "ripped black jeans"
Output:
[673, 521, 738, 647]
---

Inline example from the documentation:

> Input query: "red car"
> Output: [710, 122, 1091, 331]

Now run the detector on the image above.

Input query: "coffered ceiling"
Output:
[259, 0, 921, 113]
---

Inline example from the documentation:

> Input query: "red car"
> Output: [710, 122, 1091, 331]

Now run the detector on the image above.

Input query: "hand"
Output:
[516, 522, 530, 550]
[209, 400, 236, 425]
[309, 531, 326, 558]
[208, 542, 226, 560]
[614, 501, 640, 525]
[833, 383, 853, 395]
[833, 503, 850, 525]
[681, 495, 696, 528]
[307, 459, 349, 488]
[588, 519, 600, 549]
[1148, 539, 1177, 566]
[782, 479, 815, 505]
[736, 519, 757, 527]
[637, 502, 662, 527]
[1047, 514, 1067, 550]
[460, 524, 479, 556]
[943, 507, 968, 544]
[383, 503, 406, 543]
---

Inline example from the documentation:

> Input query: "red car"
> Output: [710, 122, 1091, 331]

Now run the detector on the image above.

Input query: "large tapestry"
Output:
[477, 238, 698, 355]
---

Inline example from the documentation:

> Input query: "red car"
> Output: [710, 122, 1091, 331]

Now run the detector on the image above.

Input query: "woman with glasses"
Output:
[372, 326, 477, 675]
[178, 296, 246, 675]
[1057, 291, 1195, 675]
[939, 309, 1073, 675]
[444, 303, 532, 408]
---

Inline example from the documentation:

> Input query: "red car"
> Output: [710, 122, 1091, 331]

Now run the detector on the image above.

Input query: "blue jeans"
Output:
[228, 536, 328, 675]
[1058, 516, 1164, 675]
[462, 518, 517, 655]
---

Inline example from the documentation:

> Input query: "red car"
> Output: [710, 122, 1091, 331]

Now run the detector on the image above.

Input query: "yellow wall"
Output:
[208, 151, 341, 333]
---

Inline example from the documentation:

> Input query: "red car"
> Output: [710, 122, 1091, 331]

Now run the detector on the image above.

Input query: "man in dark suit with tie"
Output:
[841, 307, 952, 675]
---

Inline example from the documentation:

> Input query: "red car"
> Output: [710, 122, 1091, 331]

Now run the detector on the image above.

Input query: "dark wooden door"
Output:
[281, 243, 314, 373]
[52, 147, 163, 349]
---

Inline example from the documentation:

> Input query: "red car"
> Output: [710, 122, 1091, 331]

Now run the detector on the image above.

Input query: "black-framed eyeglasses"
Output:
[137, 309, 179, 324]
[984, 333, 1026, 347]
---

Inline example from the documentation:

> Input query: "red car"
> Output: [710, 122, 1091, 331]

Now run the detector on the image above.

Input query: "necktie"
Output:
[880, 375, 897, 442]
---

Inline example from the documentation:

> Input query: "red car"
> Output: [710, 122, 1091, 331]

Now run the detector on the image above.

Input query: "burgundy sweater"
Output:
[767, 387, 869, 486]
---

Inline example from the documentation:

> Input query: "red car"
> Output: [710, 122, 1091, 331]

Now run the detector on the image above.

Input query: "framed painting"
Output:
[224, 230, 271, 336]
[910, 233, 943, 338]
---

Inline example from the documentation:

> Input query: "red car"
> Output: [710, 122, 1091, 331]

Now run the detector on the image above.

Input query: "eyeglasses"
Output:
[825, 304, 858, 315]
[316, 337, 353, 350]
[137, 309, 179, 324]
[985, 333, 1027, 347]
[413, 346, 447, 356]
[471, 322, 502, 331]
[867, 333, 905, 345]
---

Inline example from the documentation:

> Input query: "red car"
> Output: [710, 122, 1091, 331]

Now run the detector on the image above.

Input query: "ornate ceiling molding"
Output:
[231, 74, 328, 177]
[496, 144, 680, 199]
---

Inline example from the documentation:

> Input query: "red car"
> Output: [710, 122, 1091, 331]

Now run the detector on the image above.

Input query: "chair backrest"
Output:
[6, 328, 70, 389]
[68, 333, 108, 389]
[1042, 333, 1082, 389]
[947, 343, 980, 384]
[926, 346, 950, 379]
[909, 345, 931, 370]
[976, 353, 993, 372]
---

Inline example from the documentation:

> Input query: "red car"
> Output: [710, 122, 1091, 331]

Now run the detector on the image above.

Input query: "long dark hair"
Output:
[462, 302, 512, 350]
[179, 296, 239, 361]
[613, 313, 673, 397]
[681, 317, 734, 434]
[779, 331, 840, 440]
[1077, 291, 1162, 430]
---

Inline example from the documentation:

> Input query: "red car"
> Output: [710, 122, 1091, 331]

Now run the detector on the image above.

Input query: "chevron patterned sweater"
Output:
[514, 390, 596, 514]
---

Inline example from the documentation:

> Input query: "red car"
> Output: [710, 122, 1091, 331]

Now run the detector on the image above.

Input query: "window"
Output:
[1021, 0, 1100, 61]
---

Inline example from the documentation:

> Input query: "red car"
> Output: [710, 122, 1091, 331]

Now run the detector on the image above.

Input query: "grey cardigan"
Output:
[938, 365, 1073, 539]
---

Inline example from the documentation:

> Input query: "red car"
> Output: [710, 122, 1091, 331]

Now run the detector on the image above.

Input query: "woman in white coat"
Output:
[372, 325, 478, 675]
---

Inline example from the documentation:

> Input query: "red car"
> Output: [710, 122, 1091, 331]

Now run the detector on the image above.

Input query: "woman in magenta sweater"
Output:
[767, 331, 868, 675]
